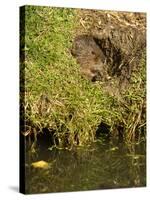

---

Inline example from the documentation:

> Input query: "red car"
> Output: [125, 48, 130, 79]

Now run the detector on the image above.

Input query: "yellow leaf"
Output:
[31, 160, 49, 169]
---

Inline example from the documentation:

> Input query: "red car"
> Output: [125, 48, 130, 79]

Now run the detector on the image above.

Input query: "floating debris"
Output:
[31, 160, 49, 169]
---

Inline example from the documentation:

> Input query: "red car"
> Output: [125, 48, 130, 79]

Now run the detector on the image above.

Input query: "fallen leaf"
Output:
[31, 160, 49, 169]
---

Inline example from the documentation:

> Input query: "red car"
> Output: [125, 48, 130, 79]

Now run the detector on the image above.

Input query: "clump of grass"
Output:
[122, 54, 146, 143]
[20, 6, 146, 149]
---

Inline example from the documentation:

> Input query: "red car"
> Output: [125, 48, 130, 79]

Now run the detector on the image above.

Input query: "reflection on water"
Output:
[25, 140, 146, 194]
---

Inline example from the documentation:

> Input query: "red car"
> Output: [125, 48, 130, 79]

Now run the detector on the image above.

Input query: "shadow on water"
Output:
[25, 140, 146, 194]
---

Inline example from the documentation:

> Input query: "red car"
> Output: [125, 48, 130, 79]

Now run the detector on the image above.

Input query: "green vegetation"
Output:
[123, 55, 146, 142]
[20, 6, 146, 150]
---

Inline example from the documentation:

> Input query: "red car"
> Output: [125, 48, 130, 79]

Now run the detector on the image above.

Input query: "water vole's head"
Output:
[72, 35, 111, 82]
[81, 63, 111, 82]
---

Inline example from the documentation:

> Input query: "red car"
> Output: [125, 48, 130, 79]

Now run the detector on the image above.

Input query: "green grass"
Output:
[123, 55, 146, 142]
[20, 6, 146, 149]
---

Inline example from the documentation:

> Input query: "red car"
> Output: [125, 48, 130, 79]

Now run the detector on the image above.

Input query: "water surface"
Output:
[25, 140, 146, 194]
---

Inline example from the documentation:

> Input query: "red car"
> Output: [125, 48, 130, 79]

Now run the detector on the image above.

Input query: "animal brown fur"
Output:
[71, 35, 111, 82]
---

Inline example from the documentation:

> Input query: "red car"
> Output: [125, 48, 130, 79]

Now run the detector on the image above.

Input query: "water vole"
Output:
[71, 35, 110, 82]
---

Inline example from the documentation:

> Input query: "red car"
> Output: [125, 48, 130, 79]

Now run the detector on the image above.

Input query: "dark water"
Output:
[25, 140, 146, 194]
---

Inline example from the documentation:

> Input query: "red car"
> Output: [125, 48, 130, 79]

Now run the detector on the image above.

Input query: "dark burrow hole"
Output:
[95, 121, 124, 142]
[95, 122, 111, 139]
[36, 128, 58, 149]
